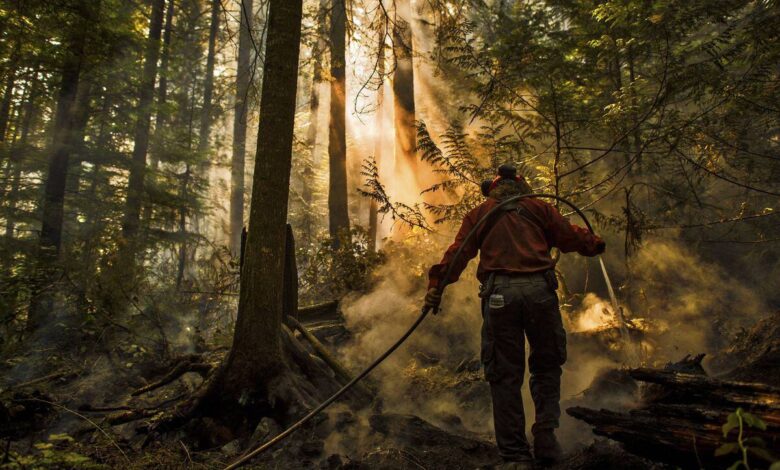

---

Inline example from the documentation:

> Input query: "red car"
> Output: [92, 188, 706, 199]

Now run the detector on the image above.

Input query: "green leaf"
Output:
[742, 436, 766, 448]
[715, 442, 739, 456]
[727, 461, 743, 470]
[48, 433, 74, 442]
[723, 411, 740, 437]
[768, 462, 780, 470]
[747, 446, 775, 463]
[741, 411, 767, 430]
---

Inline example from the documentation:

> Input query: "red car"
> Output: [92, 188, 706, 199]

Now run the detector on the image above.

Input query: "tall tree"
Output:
[230, 0, 254, 256]
[217, 0, 303, 403]
[150, 0, 175, 168]
[392, 0, 417, 174]
[121, 0, 166, 249]
[369, 22, 385, 251]
[198, 0, 220, 156]
[5, 66, 41, 241]
[30, 1, 91, 331]
[328, 0, 349, 245]
[0, 42, 20, 142]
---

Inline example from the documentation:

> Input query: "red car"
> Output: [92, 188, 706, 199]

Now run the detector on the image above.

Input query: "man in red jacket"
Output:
[424, 165, 605, 468]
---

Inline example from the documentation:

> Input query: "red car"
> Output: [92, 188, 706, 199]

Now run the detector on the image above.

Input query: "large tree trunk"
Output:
[328, 0, 349, 246]
[29, 2, 91, 331]
[229, 0, 254, 256]
[219, 0, 303, 397]
[392, 0, 417, 175]
[120, 0, 166, 250]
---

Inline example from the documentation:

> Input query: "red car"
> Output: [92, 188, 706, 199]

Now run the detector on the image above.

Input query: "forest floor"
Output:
[1, 307, 779, 469]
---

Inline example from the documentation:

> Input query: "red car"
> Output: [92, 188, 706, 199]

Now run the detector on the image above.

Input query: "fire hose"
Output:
[224, 193, 625, 470]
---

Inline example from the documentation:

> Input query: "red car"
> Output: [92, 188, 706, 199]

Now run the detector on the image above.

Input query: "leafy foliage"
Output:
[299, 226, 386, 302]
[717, 408, 779, 470]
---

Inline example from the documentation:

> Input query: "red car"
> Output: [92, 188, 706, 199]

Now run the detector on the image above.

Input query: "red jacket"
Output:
[428, 197, 603, 289]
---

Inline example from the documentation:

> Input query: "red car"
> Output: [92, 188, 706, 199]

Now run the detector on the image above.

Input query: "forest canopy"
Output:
[0, 0, 779, 468]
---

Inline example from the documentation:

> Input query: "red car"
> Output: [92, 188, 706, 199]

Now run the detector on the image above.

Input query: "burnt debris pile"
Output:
[568, 313, 780, 469]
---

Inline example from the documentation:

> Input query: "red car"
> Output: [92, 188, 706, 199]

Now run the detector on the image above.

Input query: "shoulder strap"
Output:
[477, 199, 547, 247]
[477, 201, 518, 247]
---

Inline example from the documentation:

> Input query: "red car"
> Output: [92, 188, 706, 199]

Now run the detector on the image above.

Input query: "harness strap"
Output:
[477, 198, 546, 247]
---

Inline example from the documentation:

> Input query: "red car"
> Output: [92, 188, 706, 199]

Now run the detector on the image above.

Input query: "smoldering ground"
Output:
[332, 230, 771, 455]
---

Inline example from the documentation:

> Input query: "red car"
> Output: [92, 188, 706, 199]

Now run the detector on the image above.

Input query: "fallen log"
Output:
[296, 301, 340, 323]
[631, 368, 780, 410]
[286, 316, 373, 398]
[3, 371, 78, 391]
[132, 355, 213, 396]
[567, 368, 780, 468]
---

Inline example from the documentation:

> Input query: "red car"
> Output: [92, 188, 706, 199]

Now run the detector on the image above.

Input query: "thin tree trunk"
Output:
[176, 164, 191, 288]
[121, 0, 166, 247]
[369, 23, 385, 252]
[220, 0, 303, 392]
[0, 48, 19, 142]
[198, 0, 220, 156]
[229, 0, 254, 256]
[392, 0, 417, 174]
[300, 0, 327, 246]
[6, 67, 42, 240]
[306, 0, 325, 155]
[150, 0, 175, 168]
[64, 79, 93, 226]
[19, 66, 41, 144]
[328, 0, 349, 246]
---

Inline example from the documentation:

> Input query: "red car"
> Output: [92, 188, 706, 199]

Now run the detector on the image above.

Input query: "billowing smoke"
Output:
[335, 234, 770, 451]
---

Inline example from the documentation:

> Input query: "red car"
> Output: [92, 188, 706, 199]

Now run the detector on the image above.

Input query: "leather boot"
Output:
[533, 430, 563, 465]
[497, 460, 536, 470]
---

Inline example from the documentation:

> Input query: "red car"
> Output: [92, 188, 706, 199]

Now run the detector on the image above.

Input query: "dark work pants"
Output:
[481, 272, 567, 461]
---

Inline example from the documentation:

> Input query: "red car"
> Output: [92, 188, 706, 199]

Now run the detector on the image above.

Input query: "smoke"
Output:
[334, 232, 769, 454]
[628, 238, 765, 362]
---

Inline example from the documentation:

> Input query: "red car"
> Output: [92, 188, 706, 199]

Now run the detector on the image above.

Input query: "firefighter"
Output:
[424, 165, 605, 468]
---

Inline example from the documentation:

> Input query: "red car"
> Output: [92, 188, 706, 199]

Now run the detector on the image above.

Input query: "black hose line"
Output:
[224, 193, 597, 470]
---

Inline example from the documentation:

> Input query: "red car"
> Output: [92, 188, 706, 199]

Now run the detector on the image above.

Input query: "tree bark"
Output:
[230, 0, 254, 256]
[30, 1, 91, 331]
[0, 70, 16, 142]
[121, 0, 166, 247]
[392, 0, 417, 174]
[369, 22, 385, 252]
[328, 0, 349, 246]
[0, 43, 19, 142]
[198, 0, 220, 157]
[38, 11, 89, 256]
[220, 0, 303, 395]
[5, 66, 41, 240]
[150, 0, 175, 169]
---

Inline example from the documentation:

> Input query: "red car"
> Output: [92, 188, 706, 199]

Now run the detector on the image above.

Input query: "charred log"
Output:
[568, 366, 780, 468]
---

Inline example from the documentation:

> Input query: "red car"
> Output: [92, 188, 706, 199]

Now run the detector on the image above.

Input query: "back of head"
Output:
[481, 164, 532, 199]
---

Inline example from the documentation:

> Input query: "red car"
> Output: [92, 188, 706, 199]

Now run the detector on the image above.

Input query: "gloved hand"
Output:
[595, 237, 606, 254]
[424, 288, 442, 312]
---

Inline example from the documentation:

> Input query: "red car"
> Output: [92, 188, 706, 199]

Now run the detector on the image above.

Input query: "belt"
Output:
[493, 271, 548, 286]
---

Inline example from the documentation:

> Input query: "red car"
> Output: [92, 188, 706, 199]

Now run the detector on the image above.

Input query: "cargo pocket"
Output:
[481, 333, 497, 381]
[481, 292, 506, 382]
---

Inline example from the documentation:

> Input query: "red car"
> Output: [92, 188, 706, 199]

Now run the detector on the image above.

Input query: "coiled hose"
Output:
[224, 193, 604, 469]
